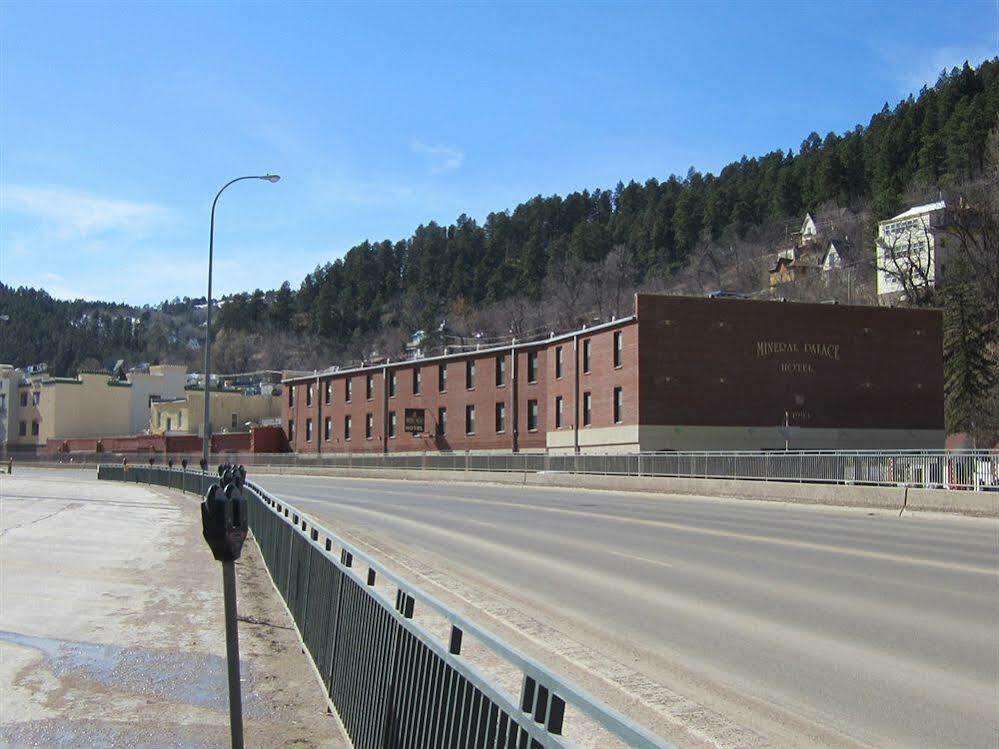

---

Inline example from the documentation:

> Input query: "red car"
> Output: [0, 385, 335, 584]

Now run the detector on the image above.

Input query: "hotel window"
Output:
[344, 415, 351, 440]
[527, 352, 538, 383]
[388, 411, 397, 438]
[345, 378, 352, 402]
[166, 417, 172, 431]
[583, 392, 592, 426]
[31, 420, 38, 436]
[413, 367, 421, 395]
[582, 339, 591, 373]
[324, 417, 332, 441]
[437, 407, 447, 436]
[495, 402, 506, 433]
[288, 419, 295, 441]
[527, 400, 538, 431]
[31, 392, 39, 406]
[555, 396, 564, 428]
[325, 381, 332, 404]
[231, 412, 238, 430]
[438, 364, 447, 393]
[20, 392, 27, 407]
[288, 387, 294, 407]
[365, 413, 374, 439]
[18, 421, 26, 437]
[306, 384, 313, 407]
[306, 418, 313, 442]
[366, 374, 374, 400]
[613, 387, 623, 424]
[495, 355, 506, 387]
[555, 347, 563, 379]
[466, 360, 476, 389]
[465, 405, 475, 435]
[388, 371, 397, 397]
[613, 331, 623, 368]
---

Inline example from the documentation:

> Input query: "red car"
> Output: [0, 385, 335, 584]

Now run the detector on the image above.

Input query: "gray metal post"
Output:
[221, 560, 244, 749]
[202, 174, 280, 469]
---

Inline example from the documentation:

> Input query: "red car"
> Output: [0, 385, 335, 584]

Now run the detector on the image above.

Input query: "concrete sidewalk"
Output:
[0, 468, 347, 748]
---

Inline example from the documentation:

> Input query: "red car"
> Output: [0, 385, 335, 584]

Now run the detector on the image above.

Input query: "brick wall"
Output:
[280, 294, 943, 454]
[43, 427, 274, 455]
[635, 295, 943, 431]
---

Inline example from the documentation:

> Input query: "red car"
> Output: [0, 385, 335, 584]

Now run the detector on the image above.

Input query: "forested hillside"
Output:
[2, 60, 996, 386]
[220, 59, 999, 350]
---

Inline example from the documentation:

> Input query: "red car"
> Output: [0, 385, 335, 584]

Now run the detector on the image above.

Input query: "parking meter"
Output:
[200, 458, 208, 472]
[181, 458, 188, 470]
[201, 478, 247, 563]
[201, 463, 250, 749]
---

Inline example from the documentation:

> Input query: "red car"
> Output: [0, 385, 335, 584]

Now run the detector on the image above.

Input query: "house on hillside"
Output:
[769, 252, 822, 287]
[770, 212, 866, 292]
[875, 201, 950, 301]
[769, 215, 826, 288]
[800, 213, 818, 241]
[822, 238, 849, 271]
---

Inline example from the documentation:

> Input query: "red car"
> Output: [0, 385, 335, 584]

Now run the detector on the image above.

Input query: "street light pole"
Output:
[202, 175, 280, 469]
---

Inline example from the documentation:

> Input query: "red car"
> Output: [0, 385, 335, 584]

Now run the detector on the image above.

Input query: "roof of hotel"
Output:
[282, 315, 636, 385]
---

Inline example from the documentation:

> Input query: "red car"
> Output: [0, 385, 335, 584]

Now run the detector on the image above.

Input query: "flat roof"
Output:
[283, 315, 636, 385]
[884, 200, 946, 222]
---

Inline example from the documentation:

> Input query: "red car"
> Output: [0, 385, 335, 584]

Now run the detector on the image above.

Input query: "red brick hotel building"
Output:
[283, 295, 943, 454]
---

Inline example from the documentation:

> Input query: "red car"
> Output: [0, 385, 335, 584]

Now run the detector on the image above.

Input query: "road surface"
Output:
[253, 474, 997, 748]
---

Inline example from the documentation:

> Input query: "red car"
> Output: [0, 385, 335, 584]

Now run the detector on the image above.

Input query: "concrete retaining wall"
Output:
[252, 465, 997, 517]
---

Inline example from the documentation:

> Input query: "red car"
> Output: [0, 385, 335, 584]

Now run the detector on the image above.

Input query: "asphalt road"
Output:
[254, 474, 998, 748]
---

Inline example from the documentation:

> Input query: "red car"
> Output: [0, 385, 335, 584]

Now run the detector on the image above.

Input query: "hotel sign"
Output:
[756, 341, 841, 360]
[757, 340, 841, 376]
[404, 408, 425, 434]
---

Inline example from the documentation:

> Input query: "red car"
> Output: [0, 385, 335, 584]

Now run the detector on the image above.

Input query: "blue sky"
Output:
[1, 1, 995, 305]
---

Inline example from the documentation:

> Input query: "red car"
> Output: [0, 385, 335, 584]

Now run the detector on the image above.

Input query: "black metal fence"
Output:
[98, 465, 672, 749]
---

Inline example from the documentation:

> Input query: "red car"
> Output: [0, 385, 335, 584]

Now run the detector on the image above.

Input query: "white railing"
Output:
[46, 449, 999, 491]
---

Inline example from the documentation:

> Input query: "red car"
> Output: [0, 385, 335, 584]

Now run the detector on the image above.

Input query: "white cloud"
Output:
[1, 184, 165, 239]
[879, 43, 997, 94]
[411, 139, 465, 174]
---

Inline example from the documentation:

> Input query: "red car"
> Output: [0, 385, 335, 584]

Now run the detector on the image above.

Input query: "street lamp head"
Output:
[261, 174, 280, 183]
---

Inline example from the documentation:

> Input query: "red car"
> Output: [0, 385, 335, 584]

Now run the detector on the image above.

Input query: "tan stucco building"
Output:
[4, 364, 198, 451]
[150, 388, 282, 436]
[8, 371, 132, 449]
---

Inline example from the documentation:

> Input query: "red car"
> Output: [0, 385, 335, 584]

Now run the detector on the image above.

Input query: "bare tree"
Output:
[943, 183, 999, 328]
[213, 330, 258, 373]
[585, 245, 634, 320]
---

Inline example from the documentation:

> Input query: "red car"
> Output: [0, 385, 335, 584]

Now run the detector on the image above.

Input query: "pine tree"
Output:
[270, 281, 294, 329]
[943, 280, 996, 439]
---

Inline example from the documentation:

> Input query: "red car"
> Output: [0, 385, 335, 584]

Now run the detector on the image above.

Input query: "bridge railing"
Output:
[98, 464, 674, 749]
[84, 449, 999, 490]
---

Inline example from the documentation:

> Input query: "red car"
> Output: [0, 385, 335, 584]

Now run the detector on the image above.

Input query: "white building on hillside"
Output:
[875, 201, 950, 300]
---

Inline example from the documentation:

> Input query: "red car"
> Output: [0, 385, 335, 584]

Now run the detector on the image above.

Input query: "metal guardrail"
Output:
[82, 449, 999, 490]
[98, 464, 674, 749]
